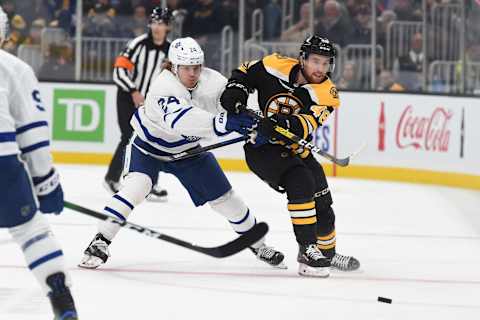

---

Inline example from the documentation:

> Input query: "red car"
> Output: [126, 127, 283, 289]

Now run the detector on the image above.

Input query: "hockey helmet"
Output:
[168, 37, 204, 67]
[300, 35, 336, 72]
[150, 7, 171, 25]
[0, 6, 8, 44]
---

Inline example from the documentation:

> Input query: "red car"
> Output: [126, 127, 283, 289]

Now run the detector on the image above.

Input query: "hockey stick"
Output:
[166, 135, 247, 161]
[64, 201, 268, 258]
[246, 109, 364, 167]
[272, 125, 366, 167]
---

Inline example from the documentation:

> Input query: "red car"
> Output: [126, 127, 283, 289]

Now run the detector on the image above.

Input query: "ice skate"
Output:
[330, 253, 360, 271]
[250, 244, 287, 269]
[46, 272, 78, 320]
[297, 244, 330, 277]
[78, 233, 111, 269]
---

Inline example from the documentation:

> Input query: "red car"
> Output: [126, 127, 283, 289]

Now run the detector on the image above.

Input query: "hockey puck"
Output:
[377, 297, 392, 304]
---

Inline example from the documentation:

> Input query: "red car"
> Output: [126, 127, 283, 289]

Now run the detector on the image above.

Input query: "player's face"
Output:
[177, 65, 202, 88]
[303, 54, 331, 83]
[150, 21, 169, 43]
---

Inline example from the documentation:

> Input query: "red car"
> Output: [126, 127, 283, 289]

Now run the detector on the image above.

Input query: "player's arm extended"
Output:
[143, 95, 252, 139]
[220, 60, 260, 114]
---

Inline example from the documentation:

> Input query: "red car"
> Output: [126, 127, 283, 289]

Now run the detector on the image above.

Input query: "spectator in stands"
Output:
[83, 3, 118, 37]
[38, 44, 75, 81]
[456, 44, 480, 94]
[315, 0, 352, 47]
[183, 0, 224, 68]
[49, 2, 74, 35]
[128, 5, 149, 37]
[24, 19, 46, 46]
[397, 32, 424, 73]
[345, 0, 371, 19]
[377, 70, 405, 91]
[183, 0, 223, 37]
[377, 10, 397, 47]
[392, 0, 418, 21]
[3, 14, 27, 54]
[16, 0, 52, 27]
[395, 31, 423, 90]
[337, 61, 362, 90]
[280, 2, 311, 42]
[263, 0, 282, 40]
[348, 4, 372, 44]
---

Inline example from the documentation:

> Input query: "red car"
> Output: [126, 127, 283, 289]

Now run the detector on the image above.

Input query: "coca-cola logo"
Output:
[395, 105, 452, 152]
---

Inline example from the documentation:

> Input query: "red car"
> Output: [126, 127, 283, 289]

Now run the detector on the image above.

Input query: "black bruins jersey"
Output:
[232, 53, 340, 134]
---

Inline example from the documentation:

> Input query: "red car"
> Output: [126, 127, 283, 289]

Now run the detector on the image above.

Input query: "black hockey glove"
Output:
[220, 80, 250, 114]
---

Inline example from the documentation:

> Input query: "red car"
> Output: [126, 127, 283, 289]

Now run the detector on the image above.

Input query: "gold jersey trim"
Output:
[262, 53, 298, 82]
[303, 80, 340, 108]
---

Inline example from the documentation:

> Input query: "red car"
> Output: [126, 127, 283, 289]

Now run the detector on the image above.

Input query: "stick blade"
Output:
[195, 222, 269, 258]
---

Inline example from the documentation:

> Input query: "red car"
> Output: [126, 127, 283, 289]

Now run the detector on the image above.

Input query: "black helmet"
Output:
[150, 7, 171, 24]
[300, 35, 336, 72]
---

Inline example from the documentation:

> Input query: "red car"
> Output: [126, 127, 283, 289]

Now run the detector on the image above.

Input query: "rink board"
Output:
[38, 82, 480, 189]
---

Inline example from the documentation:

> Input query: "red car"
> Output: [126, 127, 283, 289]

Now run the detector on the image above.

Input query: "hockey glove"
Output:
[246, 127, 269, 148]
[32, 168, 64, 215]
[220, 81, 250, 114]
[214, 111, 257, 136]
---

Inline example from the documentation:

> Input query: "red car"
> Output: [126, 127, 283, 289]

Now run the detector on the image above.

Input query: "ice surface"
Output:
[1, 164, 479, 319]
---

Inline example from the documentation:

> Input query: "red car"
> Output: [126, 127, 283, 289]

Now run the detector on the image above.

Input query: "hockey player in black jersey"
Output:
[220, 35, 359, 277]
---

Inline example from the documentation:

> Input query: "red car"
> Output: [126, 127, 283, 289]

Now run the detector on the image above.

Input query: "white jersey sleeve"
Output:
[1, 51, 52, 178]
[143, 70, 222, 138]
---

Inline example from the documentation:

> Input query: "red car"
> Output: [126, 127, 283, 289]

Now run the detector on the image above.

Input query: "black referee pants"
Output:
[105, 89, 136, 182]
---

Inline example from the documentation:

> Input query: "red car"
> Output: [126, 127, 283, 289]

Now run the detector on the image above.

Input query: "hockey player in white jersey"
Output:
[0, 7, 78, 320]
[79, 37, 285, 269]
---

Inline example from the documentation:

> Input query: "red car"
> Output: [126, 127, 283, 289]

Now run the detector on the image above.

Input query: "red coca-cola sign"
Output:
[395, 105, 452, 152]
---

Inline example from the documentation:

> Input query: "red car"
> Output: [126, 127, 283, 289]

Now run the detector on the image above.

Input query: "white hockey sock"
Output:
[99, 172, 152, 240]
[8, 213, 70, 295]
[209, 190, 264, 249]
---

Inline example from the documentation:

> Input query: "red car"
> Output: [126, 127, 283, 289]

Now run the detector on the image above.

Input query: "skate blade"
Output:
[330, 266, 363, 273]
[298, 263, 330, 278]
[273, 261, 288, 269]
[78, 255, 104, 269]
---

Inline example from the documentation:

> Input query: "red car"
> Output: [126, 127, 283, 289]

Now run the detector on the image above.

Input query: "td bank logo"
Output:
[53, 89, 105, 142]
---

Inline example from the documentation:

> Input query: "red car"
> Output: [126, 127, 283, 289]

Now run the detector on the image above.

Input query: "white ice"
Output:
[1, 164, 480, 320]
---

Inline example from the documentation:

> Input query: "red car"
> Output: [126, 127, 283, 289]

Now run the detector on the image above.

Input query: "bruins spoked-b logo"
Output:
[265, 93, 304, 117]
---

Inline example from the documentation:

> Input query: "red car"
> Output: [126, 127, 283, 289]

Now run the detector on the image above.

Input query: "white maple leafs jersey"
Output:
[131, 67, 228, 156]
[0, 50, 52, 178]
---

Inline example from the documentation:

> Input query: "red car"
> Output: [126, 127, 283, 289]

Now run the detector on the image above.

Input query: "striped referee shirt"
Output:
[113, 33, 170, 96]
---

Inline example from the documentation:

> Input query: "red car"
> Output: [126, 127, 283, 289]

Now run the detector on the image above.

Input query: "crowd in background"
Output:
[1, 0, 479, 94]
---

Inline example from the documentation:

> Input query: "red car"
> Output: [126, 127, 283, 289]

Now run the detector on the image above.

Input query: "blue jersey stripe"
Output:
[20, 141, 49, 154]
[104, 206, 126, 221]
[134, 111, 193, 147]
[171, 106, 193, 129]
[113, 194, 134, 210]
[22, 232, 50, 251]
[229, 209, 250, 225]
[16, 121, 48, 134]
[28, 250, 63, 270]
[0, 132, 16, 142]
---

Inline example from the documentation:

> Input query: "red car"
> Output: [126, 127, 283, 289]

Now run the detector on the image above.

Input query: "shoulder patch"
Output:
[262, 53, 298, 82]
[304, 78, 340, 108]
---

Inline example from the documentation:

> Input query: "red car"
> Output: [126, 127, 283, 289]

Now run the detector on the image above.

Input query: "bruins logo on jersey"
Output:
[265, 93, 304, 117]
[330, 87, 339, 99]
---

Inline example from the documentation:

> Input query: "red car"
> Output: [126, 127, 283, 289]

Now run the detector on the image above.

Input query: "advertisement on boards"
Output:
[339, 92, 480, 175]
